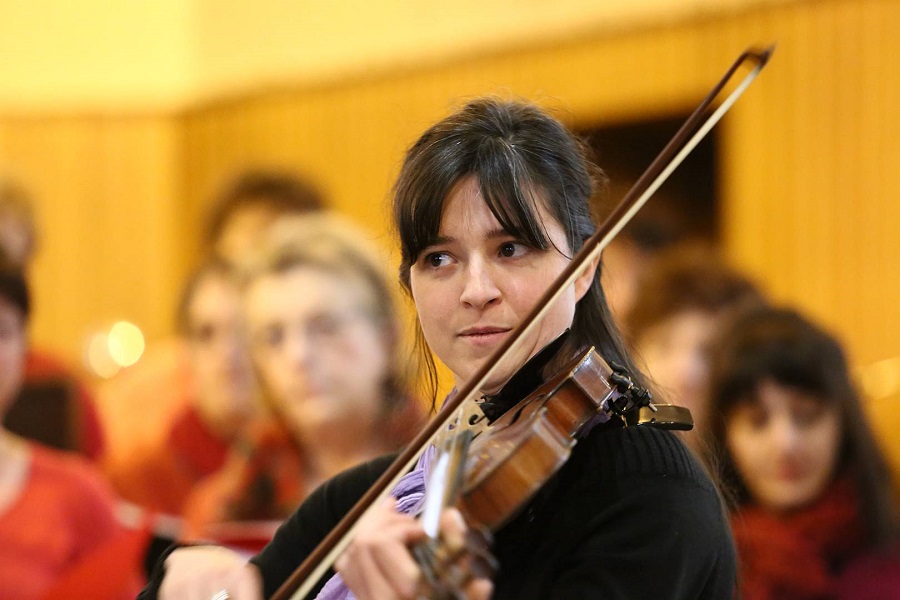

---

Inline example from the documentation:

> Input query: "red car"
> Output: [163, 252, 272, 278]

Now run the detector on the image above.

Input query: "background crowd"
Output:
[2, 143, 899, 599]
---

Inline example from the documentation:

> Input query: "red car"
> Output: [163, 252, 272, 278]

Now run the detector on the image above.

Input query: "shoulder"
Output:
[490, 423, 736, 599]
[251, 454, 396, 598]
[578, 422, 713, 489]
[23, 445, 123, 545]
[294, 454, 397, 519]
[28, 444, 117, 505]
[569, 423, 732, 558]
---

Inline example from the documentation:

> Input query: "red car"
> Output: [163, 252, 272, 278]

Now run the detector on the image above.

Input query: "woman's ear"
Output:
[573, 252, 600, 302]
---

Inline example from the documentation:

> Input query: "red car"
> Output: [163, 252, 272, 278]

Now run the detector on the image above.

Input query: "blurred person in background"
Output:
[624, 243, 766, 454]
[203, 170, 325, 265]
[99, 170, 326, 497]
[106, 257, 258, 517]
[0, 177, 105, 462]
[704, 306, 900, 599]
[0, 258, 143, 599]
[180, 213, 422, 546]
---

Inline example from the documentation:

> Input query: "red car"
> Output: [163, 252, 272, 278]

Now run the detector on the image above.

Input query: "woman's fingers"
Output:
[159, 546, 262, 600]
[338, 501, 496, 600]
[337, 497, 428, 600]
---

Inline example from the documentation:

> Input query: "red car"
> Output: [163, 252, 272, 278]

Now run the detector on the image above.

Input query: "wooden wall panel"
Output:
[0, 115, 185, 366]
[1, 0, 896, 388]
[183, 0, 900, 375]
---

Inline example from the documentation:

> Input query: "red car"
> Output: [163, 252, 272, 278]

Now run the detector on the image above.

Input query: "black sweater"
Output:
[249, 421, 736, 599]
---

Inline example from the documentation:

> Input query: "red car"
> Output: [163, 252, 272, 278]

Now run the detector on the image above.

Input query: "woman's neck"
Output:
[0, 430, 26, 461]
[0, 430, 30, 516]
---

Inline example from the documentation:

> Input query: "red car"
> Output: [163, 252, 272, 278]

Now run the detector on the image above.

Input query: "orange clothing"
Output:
[181, 420, 304, 542]
[98, 341, 193, 492]
[181, 397, 425, 544]
[0, 444, 141, 599]
[106, 404, 230, 515]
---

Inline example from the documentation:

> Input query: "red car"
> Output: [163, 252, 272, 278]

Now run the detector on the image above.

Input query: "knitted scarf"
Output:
[731, 476, 867, 600]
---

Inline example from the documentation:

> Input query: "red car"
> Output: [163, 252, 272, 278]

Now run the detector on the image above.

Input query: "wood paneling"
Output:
[1, 0, 896, 388]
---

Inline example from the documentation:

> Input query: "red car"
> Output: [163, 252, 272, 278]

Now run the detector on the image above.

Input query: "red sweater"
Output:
[0, 444, 141, 599]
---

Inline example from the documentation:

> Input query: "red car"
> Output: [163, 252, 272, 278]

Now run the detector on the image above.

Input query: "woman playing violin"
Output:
[143, 98, 737, 599]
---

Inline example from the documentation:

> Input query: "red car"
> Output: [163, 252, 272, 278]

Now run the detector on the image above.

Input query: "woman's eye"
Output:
[792, 399, 824, 427]
[499, 241, 524, 258]
[257, 325, 284, 349]
[424, 252, 449, 268]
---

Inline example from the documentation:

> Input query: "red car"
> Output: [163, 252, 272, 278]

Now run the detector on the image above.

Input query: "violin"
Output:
[271, 45, 773, 600]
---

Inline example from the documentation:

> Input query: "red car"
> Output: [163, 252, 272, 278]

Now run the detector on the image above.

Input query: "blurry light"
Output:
[87, 332, 120, 379]
[859, 356, 900, 400]
[108, 321, 145, 367]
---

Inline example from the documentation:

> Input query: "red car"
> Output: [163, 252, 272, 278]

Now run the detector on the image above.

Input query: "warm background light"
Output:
[0, 0, 897, 405]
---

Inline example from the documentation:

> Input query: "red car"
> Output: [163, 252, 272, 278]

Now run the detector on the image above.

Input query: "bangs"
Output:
[394, 98, 594, 289]
[716, 336, 845, 412]
[475, 139, 553, 251]
[396, 135, 555, 277]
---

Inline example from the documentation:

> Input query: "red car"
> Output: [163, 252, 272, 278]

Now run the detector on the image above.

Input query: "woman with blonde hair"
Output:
[181, 213, 422, 543]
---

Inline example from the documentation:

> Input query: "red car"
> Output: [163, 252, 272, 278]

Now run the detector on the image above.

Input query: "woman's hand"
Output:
[336, 498, 493, 600]
[159, 546, 262, 600]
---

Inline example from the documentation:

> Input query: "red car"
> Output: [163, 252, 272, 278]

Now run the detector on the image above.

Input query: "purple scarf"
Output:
[315, 443, 438, 600]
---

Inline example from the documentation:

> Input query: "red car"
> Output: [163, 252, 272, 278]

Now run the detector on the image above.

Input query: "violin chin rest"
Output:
[624, 404, 694, 431]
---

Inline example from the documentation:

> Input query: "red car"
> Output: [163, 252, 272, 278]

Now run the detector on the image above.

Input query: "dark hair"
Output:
[705, 306, 898, 545]
[203, 170, 325, 249]
[0, 246, 29, 321]
[625, 243, 766, 344]
[175, 254, 235, 335]
[393, 97, 645, 404]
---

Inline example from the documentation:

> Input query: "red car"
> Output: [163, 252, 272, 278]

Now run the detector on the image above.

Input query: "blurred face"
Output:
[634, 310, 719, 426]
[245, 266, 390, 443]
[186, 273, 256, 433]
[409, 176, 595, 394]
[726, 380, 843, 512]
[0, 215, 32, 269]
[0, 298, 26, 414]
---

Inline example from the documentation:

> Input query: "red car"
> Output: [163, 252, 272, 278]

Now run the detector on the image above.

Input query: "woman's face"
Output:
[409, 176, 595, 394]
[186, 272, 257, 432]
[726, 379, 843, 512]
[245, 266, 391, 443]
[0, 297, 26, 415]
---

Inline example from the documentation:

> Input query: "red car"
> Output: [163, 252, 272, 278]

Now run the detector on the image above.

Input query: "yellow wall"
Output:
[0, 114, 186, 359]
[184, 0, 900, 373]
[0, 0, 897, 389]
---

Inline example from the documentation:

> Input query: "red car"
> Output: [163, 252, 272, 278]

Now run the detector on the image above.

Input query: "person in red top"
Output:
[99, 170, 326, 503]
[0, 260, 142, 599]
[703, 306, 900, 599]
[106, 256, 259, 516]
[0, 178, 105, 461]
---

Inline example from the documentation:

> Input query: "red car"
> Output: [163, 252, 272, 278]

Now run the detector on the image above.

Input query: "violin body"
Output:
[458, 348, 618, 531]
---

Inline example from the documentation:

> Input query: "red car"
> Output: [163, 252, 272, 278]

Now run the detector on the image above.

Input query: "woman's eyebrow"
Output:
[486, 227, 513, 240]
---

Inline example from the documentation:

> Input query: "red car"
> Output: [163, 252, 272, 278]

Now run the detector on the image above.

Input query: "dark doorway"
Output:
[579, 114, 718, 250]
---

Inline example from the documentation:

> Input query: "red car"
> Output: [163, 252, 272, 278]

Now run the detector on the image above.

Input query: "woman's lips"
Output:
[458, 327, 510, 345]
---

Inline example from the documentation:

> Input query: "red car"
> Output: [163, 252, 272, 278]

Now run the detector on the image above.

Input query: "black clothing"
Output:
[251, 422, 736, 599]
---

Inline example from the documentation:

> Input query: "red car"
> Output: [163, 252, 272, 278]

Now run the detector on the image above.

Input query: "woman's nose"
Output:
[771, 417, 802, 452]
[459, 260, 501, 309]
[284, 328, 313, 366]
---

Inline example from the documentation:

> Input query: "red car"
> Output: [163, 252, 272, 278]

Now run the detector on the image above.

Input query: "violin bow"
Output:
[272, 44, 773, 600]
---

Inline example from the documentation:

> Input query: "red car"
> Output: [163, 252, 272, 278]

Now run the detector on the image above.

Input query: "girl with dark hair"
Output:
[704, 306, 900, 599]
[143, 98, 736, 599]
